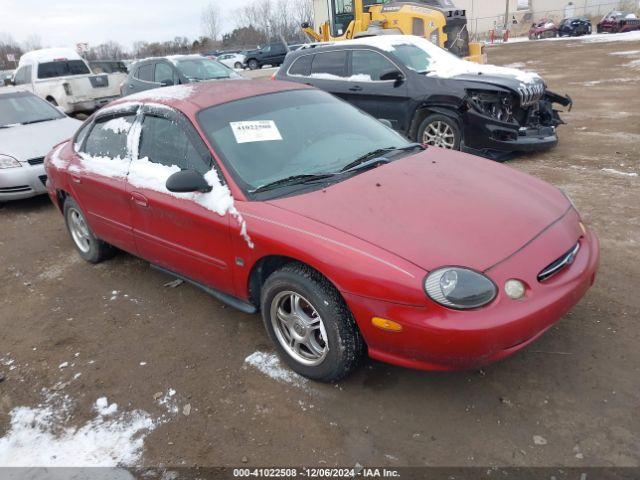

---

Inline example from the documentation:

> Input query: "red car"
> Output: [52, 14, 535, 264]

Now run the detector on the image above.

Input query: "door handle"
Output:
[131, 192, 149, 207]
[349, 85, 363, 92]
[70, 174, 81, 184]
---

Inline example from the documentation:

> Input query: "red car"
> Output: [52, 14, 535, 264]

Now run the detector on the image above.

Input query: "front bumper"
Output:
[344, 215, 600, 372]
[0, 164, 48, 201]
[463, 109, 559, 153]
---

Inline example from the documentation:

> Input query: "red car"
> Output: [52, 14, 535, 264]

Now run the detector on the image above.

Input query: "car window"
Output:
[391, 44, 433, 73]
[14, 66, 32, 85]
[311, 51, 348, 78]
[154, 63, 175, 84]
[174, 58, 233, 81]
[136, 64, 154, 82]
[138, 115, 209, 173]
[37, 60, 91, 79]
[288, 55, 313, 76]
[351, 50, 398, 81]
[83, 115, 136, 159]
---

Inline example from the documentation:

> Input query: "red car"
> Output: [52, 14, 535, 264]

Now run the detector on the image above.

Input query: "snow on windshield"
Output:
[348, 35, 541, 85]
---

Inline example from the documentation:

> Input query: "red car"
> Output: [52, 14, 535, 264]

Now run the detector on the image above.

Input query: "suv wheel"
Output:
[417, 114, 461, 150]
[248, 59, 260, 70]
[261, 263, 365, 382]
[64, 197, 115, 263]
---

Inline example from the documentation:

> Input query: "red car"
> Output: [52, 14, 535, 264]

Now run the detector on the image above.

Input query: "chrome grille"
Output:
[518, 82, 545, 107]
[538, 242, 580, 282]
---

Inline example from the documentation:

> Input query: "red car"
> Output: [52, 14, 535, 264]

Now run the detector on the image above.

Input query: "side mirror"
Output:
[166, 170, 212, 193]
[160, 79, 174, 87]
[380, 70, 405, 83]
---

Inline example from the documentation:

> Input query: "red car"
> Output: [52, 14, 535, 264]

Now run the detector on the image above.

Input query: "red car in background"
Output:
[597, 11, 640, 33]
[529, 19, 559, 39]
[45, 81, 599, 381]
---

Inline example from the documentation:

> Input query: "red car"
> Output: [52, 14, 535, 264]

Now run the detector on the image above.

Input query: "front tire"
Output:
[247, 59, 259, 70]
[417, 113, 462, 150]
[261, 264, 364, 382]
[63, 197, 115, 263]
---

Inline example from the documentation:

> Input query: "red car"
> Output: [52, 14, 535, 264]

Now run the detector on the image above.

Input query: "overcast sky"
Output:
[0, 0, 254, 50]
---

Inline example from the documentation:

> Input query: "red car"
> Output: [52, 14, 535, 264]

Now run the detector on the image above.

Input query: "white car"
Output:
[216, 53, 246, 70]
[0, 90, 81, 202]
[10, 48, 121, 114]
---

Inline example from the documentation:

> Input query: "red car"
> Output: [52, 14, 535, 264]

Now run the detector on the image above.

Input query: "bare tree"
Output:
[22, 34, 42, 52]
[202, 2, 223, 42]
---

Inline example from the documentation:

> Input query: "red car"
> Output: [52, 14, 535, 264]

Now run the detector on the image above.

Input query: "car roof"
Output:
[106, 80, 311, 115]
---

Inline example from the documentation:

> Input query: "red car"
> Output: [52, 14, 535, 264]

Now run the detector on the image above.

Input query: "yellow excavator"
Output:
[303, 0, 486, 63]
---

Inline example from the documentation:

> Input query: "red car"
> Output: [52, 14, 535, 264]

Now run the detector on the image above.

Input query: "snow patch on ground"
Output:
[244, 351, 307, 388]
[602, 168, 638, 177]
[577, 77, 638, 87]
[502, 62, 526, 69]
[156, 388, 179, 416]
[0, 393, 155, 467]
[610, 49, 640, 56]
[623, 59, 640, 69]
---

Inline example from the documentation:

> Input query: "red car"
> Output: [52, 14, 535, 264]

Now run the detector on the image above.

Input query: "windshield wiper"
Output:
[250, 173, 337, 194]
[340, 144, 424, 173]
[21, 118, 56, 125]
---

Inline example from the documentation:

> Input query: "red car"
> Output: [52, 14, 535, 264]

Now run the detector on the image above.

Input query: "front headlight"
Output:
[0, 154, 21, 169]
[425, 267, 497, 310]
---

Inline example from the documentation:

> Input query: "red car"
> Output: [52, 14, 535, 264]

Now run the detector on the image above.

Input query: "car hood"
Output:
[268, 149, 571, 272]
[0, 116, 81, 162]
[445, 71, 545, 93]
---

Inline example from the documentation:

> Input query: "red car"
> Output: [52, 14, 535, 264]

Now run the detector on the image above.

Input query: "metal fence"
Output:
[467, 0, 640, 40]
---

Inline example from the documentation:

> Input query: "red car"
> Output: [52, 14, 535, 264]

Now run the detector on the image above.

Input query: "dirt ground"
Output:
[1, 37, 639, 469]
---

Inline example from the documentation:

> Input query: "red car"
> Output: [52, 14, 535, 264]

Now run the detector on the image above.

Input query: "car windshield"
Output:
[0, 93, 64, 127]
[369, 37, 461, 74]
[197, 89, 411, 194]
[37, 60, 91, 79]
[175, 58, 236, 81]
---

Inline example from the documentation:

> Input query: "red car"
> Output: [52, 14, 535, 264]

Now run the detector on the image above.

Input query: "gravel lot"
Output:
[0, 36, 639, 469]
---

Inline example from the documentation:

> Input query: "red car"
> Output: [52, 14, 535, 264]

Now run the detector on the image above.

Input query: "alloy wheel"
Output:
[270, 291, 328, 366]
[68, 208, 91, 253]
[422, 120, 456, 149]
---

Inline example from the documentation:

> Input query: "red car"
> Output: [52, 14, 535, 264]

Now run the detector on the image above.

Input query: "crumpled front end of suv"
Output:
[461, 78, 572, 157]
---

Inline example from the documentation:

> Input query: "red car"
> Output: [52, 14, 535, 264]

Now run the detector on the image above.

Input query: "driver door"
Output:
[126, 105, 235, 294]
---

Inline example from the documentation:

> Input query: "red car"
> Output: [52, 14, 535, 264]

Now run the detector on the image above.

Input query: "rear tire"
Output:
[47, 97, 59, 106]
[234, 62, 243, 69]
[417, 113, 462, 150]
[260, 263, 365, 382]
[63, 197, 115, 264]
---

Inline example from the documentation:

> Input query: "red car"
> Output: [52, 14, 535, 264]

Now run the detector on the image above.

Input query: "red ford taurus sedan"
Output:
[45, 81, 599, 381]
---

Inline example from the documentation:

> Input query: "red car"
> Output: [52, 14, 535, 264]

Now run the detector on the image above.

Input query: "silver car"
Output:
[0, 90, 81, 202]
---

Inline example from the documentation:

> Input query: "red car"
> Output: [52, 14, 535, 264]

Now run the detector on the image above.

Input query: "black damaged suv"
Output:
[276, 36, 572, 158]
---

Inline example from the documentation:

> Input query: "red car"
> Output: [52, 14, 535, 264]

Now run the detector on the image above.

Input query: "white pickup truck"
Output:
[10, 48, 121, 114]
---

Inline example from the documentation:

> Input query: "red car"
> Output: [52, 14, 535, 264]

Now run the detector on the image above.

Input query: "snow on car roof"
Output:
[19, 48, 83, 66]
[333, 35, 541, 85]
[107, 80, 309, 114]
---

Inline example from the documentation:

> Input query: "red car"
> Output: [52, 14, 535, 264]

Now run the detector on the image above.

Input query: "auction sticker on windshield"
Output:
[231, 120, 283, 144]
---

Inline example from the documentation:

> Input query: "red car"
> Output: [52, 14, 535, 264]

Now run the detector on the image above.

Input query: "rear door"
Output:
[126, 62, 156, 95]
[70, 110, 138, 253]
[126, 105, 235, 293]
[346, 49, 410, 132]
[304, 50, 351, 99]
